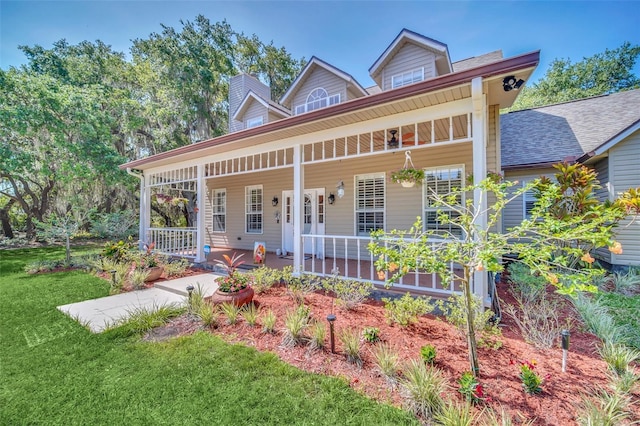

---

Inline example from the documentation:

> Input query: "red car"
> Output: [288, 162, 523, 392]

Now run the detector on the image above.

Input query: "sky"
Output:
[1, 1, 639, 88]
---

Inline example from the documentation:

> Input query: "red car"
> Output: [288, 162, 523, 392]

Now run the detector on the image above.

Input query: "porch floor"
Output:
[200, 247, 461, 297]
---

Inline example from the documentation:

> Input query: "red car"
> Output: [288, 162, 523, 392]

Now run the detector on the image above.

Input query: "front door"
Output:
[282, 189, 325, 257]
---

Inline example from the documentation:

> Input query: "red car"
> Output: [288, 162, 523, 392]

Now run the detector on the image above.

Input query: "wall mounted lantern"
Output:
[272, 196, 279, 207]
[328, 193, 335, 205]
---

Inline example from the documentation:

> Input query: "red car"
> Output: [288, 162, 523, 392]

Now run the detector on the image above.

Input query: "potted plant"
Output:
[138, 242, 165, 282]
[390, 167, 425, 188]
[208, 253, 255, 307]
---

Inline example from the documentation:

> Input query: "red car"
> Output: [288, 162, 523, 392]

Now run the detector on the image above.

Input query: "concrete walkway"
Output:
[57, 273, 221, 333]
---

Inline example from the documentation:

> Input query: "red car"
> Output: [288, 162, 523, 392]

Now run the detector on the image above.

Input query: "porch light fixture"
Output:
[272, 196, 279, 207]
[502, 75, 524, 92]
[328, 193, 335, 205]
[336, 180, 345, 199]
[387, 129, 399, 149]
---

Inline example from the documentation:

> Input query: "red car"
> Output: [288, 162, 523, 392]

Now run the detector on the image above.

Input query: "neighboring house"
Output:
[121, 28, 540, 303]
[501, 89, 640, 269]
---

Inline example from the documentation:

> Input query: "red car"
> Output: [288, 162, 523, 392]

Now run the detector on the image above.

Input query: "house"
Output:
[120, 28, 540, 303]
[501, 89, 640, 270]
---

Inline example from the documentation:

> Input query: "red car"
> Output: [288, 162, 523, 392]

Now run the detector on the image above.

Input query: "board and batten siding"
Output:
[502, 168, 556, 232]
[382, 43, 437, 91]
[609, 129, 640, 266]
[291, 68, 347, 113]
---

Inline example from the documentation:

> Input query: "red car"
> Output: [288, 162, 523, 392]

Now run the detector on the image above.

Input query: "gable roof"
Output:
[232, 90, 290, 121]
[501, 89, 640, 169]
[279, 56, 368, 106]
[369, 28, 452, 86]
[452, 50, 503, 73]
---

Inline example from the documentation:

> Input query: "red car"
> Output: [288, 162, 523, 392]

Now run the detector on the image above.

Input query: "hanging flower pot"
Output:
[401, 180, 416, 188]
[390, 151, 424, 187]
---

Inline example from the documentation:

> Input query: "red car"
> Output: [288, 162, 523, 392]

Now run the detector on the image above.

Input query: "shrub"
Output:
[90, 210, 137, 239]
[518, 360, 543, 394]
[399, 359, 448, 419]
[437, 294, 502, 349]
[362, 327, 380, 343]
[382, 293, 434, 327]
[186, 283, 207, 314]
[196, 303, 218, 328]
[322, 275, 373, 310]
[480, 406, 535, 426]
[261, 309, 277, 334]
[503, 292, 567, 349]
[433, 400, 478, 426]
[286, 274, 319, 305]
[576, 390, 631, 426]
[610, 270, 640, 295]
[163, 257, 190, 278]
[242, 303, 259, 327]
[339, 327, 363, 367]
[220, 302, 241, 325]
[129, 268, 150, 290]
[608, 370, 639, 395]
[457, 371, 486, 404]
[371, 343, 400, 386]
[102, 239, 136, 262]
[281, 305, 310, 347]
[598, 342, 640, 375]
[573, 294, 627, 344]
[420, 344, 437, 364]
[308, 321, 326, 351]
[251, 266, 281, 294]
[507, 262, 547, 303]
[110, 303, 184, 336]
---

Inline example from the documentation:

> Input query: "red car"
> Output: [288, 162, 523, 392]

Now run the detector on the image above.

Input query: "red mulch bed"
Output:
[147, 274, 639, 425]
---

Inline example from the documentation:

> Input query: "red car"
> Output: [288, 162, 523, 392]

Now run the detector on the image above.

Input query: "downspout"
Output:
[127, 168, 146, 250]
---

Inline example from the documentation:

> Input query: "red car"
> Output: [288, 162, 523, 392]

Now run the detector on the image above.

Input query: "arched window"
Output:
[306, 88, 329, 112]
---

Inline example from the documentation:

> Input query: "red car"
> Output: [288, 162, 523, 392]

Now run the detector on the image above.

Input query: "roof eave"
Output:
[121, 50, 540, 171]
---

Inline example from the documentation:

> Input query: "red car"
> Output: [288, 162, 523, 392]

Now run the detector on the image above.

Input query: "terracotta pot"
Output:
[144, 266, 164, 282]
[207, 286, 254, 307]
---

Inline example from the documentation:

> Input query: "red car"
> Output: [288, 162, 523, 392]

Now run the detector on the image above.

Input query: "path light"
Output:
[186, 285, 195, 312]
[327, 314, 336, 353]
[110, 270, 117, 288]
[561, 329, 570, 372]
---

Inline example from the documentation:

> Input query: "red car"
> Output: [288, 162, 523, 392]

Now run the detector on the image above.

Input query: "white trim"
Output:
[593, 121, 640, 157]
[522, 181, 536, 219]
[471, 76, 487, 303]
[212, 188, 226, 233]
[246, 116, 264, 129]
[391, 67, 425, 89]
[293, 145, 303, 270]
[354, 172, 386, 236]
[194, 164, 206, 262]
[422, 165, 465, 238]
[280, 56, 367, 105]
[233, 90, 290, 121]
[294, 87, 341, 115]
[245, 185, 264, 234]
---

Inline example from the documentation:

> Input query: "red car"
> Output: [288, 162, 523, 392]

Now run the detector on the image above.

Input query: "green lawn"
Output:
[0, 247, 417, 425]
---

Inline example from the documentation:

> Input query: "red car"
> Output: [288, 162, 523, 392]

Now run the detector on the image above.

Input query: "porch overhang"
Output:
[119, 51, 539, 172]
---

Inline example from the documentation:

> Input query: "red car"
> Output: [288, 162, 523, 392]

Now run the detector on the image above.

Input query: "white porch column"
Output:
[194, 164, 206, 263]
[141, 173, 151, 249]
[293, 145, 303, 274]
[471, 77, 489, 305]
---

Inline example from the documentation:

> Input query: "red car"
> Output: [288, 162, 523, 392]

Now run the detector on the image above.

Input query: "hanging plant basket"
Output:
[390, 151, 424, 187]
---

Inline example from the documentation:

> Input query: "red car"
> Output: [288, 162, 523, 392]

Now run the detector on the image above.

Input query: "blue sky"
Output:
[2, 1, 639, 87]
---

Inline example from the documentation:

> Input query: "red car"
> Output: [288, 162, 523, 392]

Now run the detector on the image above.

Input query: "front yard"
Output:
[0, 247, 416, 425]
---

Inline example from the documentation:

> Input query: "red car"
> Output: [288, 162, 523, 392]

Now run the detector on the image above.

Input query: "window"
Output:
[523, 182, 537, 219]
[294, 88, 340, 114]
[391, 67, 424, 89]
[355, 174, 385, 235]
[245, 185, 263, 233]
[246, 116, 263, 128]
[212, 189, 226, 232]
[423, 166, 464, 238]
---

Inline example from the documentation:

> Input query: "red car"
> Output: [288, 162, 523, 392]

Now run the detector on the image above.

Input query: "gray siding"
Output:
[382, 43, 436, 91]
[291, 67, 347, 114]
[502, 168, 556, 231]
[229, 74, 271, 133]
[592, 158, 612, 264]
[610, 130, 640, 266]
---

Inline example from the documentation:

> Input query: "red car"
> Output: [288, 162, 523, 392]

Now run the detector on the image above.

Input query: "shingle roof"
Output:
[501, 89, 640, 168]
[452, 50, 503, 72]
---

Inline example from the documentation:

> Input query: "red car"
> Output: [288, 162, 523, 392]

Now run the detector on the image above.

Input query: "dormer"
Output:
[369, 29, 452, 91]
[280, 57, 367, 115]
[232, 90, 290, 130]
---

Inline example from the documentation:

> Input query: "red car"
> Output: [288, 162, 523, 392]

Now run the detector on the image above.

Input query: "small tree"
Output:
[35, 212, 83, 265]
[369, 165, 640, 376]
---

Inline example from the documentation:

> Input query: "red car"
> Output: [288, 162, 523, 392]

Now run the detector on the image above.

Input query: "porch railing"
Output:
[301, 234, 461, 295]
[148, 227, 197, 258]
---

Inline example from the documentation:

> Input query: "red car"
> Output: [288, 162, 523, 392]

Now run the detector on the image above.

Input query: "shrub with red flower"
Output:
[214, 253, 253, 293]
